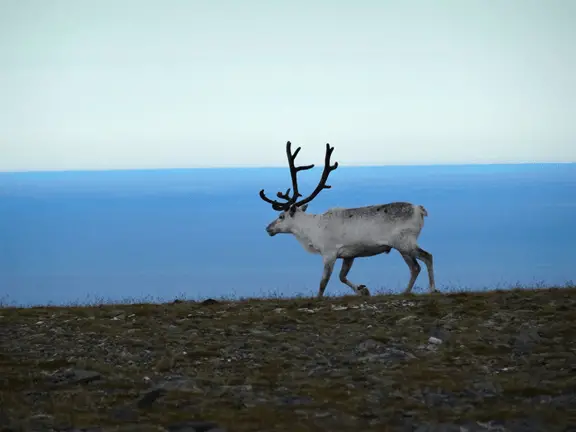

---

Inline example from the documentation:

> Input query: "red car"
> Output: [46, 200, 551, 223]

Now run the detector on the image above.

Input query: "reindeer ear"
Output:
[289, 205, 297, 217]
[300, 204, 308, 212]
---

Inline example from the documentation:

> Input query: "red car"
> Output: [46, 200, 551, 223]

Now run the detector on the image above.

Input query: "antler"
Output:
[259, 141, 314, 211]
[259, 141, 338, 211]
[293, 143, 338, 208]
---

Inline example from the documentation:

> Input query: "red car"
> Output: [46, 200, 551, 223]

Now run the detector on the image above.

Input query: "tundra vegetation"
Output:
[1, 285, 576, 431]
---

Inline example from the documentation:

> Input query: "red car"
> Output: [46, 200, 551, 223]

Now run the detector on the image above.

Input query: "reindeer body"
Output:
[281, 203, 426, 258]
[260, 141, 438, 298]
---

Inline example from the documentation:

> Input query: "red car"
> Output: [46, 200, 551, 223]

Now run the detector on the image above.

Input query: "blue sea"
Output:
[1, 164, 575, 307]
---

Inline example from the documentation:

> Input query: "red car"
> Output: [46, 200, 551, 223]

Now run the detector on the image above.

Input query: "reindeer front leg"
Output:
[339, 258, 370, 296]
[318, 255, 337, 298]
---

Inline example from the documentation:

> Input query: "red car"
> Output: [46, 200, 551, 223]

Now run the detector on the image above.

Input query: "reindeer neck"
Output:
[290, 212, 324, 254]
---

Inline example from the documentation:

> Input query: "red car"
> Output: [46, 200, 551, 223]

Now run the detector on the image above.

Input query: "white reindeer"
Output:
[259, 141, 438, 298]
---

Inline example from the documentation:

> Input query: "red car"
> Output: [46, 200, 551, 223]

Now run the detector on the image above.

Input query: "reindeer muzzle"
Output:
[266, 223, 277, 236]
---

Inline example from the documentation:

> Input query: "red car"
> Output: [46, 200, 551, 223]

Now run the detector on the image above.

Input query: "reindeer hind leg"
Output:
[401, 253, 421, 294]
[414, 247, 437, 293]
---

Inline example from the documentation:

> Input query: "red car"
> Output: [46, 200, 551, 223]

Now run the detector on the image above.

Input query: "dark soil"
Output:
[1, 287, 576, 431]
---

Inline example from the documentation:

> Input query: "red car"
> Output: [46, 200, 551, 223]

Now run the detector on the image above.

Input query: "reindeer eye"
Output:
[279, 214, 285, 220]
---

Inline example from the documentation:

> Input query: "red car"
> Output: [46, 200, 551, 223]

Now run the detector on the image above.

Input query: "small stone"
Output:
[397, 315, 417, 324]
[356, 339, 384, 352]
[428, 336, 443, 345]
[156, 378, 203, 393]
[53, 369, 102, 386]
[429, 325, 452, 342]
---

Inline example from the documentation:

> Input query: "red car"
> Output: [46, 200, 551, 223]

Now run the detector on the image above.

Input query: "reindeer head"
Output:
[260, 141, 338, 236]
[264, 203, 309, 236]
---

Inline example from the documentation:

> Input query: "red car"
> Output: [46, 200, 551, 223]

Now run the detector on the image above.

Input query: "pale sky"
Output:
[1, 0, 575, 172]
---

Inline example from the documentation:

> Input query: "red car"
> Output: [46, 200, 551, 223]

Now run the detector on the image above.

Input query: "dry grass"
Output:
[1, 286, 576, 431]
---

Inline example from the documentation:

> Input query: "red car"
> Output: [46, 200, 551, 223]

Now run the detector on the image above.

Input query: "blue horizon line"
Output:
[1, 161, 574, 175]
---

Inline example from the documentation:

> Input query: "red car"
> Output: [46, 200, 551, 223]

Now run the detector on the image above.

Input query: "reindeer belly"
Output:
[338, 244, 392, 258]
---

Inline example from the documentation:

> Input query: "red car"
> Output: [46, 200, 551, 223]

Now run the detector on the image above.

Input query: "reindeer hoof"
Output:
[358, 285, 371, 296]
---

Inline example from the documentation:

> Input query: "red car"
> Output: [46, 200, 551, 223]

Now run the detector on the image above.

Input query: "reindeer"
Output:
[259, 141, 438, 298]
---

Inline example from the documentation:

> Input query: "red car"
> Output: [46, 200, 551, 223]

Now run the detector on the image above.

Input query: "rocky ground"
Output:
[1, 286, 576, 432]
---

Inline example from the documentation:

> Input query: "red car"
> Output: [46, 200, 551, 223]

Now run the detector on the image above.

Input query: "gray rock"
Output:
[355, 338, 384, 353]
[50, 369, 102, 386]
[471, 380, 502, 397]
[510, 327, 542, 353]
[156, 378, 204, 393]
[429, 323, 452, 343]
[396, 315, 417, 324]
[357, 346, 416, 364]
